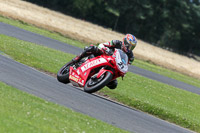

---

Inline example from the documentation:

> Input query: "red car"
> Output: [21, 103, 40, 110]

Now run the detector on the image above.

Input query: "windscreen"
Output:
[118, 49, 128, 65]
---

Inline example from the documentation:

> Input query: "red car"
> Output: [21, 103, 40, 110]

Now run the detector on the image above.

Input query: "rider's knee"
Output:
[107, 79, 118, 89]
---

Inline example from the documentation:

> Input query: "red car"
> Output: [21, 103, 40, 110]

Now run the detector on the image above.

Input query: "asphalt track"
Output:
[0, 55, 193, 133]
[1, 22, 200, 95]
[0, 22, 196, 132]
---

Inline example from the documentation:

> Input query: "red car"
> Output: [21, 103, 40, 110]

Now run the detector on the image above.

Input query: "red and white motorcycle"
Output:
[57, 49, 128, 93]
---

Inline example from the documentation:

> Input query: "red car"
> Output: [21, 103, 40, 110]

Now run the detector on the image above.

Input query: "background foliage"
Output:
[24, 0, 200, 56]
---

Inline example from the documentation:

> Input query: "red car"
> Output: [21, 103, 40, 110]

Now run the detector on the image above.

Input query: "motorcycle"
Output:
[57, 49, 128, 93]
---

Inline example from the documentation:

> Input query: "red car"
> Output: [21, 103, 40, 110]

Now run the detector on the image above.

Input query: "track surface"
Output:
[0, 55, 193, 133]
[1, 22, 200, 95]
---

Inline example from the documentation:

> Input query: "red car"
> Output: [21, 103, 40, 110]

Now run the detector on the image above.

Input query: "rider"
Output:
[72, 34, 137, 89]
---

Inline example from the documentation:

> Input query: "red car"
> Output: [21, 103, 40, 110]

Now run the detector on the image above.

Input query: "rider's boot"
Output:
[72, 50, 87, 63]
[72, 55, 81, 63]
[72, 45, 100, 63]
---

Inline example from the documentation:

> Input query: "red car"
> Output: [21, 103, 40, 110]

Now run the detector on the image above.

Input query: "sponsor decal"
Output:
[69, 75, 79, 82]
[74, 74, 79, 78]
[70, 75, 84, 86]
[81, 58, 107, 72]
[77, 70, 80, 75]
[69, 75, 82, 83]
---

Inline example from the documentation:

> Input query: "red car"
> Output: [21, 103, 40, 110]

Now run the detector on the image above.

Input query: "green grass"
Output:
[0, 82, 127, 133]
[0, 15, 200, 88]
[1, 34, 200, 132]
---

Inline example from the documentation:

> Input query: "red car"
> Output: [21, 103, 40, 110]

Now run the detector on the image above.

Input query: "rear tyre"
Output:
[84, 71, 113, 93]
[57, 61, 74, 84]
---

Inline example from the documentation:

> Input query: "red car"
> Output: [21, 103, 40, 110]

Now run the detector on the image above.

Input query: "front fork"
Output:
[96, 68, 113, 79]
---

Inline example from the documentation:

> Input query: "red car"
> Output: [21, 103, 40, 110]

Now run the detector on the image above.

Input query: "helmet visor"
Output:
[124, 39, 136, 51]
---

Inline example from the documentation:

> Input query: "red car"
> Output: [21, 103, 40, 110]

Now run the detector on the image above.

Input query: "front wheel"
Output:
[57, 61, 74, 84]
[84, 71, 113, 93]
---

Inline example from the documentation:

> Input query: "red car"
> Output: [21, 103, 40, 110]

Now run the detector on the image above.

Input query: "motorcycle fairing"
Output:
[114, 49, 128, 74]
[69, 57, 111, 87]
[69, 71, 85, 87]
[80, 58, 107, 72]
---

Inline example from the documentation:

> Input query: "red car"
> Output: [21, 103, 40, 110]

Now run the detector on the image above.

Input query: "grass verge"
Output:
[0, 34, 200, 132]
[0, 82, 127, 133]
[0, 15, 200, 88]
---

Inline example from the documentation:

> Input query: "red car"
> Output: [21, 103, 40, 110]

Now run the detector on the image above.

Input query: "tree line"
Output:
[24, 0, 200, 56]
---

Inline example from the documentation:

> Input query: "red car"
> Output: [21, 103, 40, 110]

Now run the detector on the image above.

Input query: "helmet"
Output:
[122, 34, 137, 52]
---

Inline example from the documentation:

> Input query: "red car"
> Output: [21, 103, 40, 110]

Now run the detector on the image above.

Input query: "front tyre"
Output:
[84, 71, 113, 93]
[57, 61, 74, 84]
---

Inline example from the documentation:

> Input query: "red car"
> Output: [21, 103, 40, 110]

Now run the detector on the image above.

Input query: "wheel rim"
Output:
[88, 74, 105, 87]
[61, 66, 70, 75]
[60, 63, 74, 75]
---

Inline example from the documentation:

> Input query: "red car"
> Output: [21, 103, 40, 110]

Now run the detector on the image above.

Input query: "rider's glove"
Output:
[101, 47, 112, 55]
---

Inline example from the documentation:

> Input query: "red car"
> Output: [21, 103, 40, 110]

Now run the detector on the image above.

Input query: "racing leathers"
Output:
[73, 40, 134, 64]
[98, 40, 134, 64]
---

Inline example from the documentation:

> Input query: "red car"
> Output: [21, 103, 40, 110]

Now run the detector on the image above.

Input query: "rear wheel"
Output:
[84, 71, 113, 93]
[57, 61, 74, 84]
